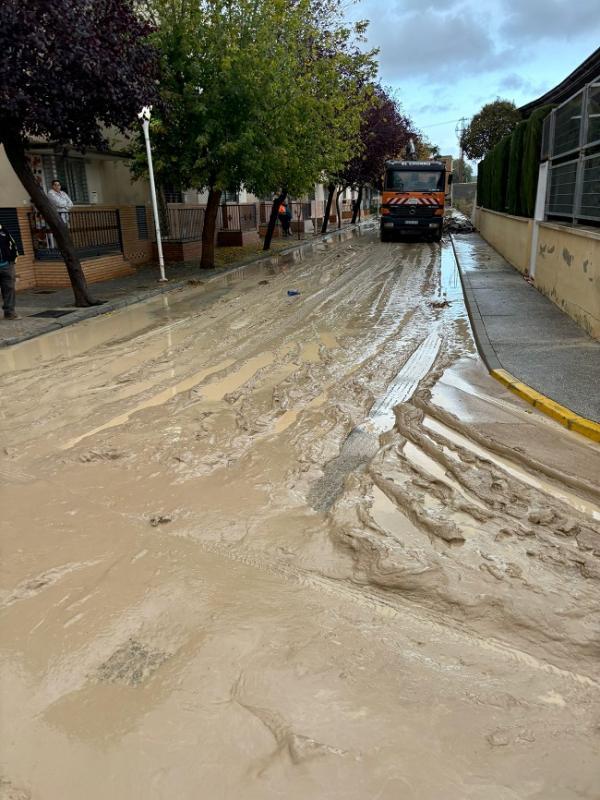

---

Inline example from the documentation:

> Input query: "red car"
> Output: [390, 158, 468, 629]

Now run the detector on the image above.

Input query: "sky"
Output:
[344, 0, 600, 160]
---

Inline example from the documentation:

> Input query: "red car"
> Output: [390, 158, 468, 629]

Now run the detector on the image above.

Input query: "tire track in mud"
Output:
[4, 236, 435, 460]
[1, 237, 403, 436]
[308, 331, 442, 511]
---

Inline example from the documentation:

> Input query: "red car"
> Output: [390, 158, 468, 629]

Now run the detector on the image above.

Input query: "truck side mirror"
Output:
[449, 174, 454, 185]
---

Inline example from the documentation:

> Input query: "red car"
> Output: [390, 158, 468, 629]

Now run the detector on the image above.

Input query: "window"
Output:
[222, 190, 240, 203]
[42, 155, 89, 203]
[385, 170, 445, 192]
[136, 205, 149, 240]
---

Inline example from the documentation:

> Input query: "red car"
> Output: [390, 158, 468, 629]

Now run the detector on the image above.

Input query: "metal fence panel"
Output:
[28, 208, 122, 260]
[165, 205, 205, 240]
[552, 91, 584, 158]
[541, 112, 553, 161]
[547, 160, 578, 218]
[579, 154, 600, 221]
[586, 83, 600, 146]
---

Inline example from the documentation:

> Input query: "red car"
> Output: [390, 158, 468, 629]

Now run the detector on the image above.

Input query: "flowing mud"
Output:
[1, 229, 599, 799]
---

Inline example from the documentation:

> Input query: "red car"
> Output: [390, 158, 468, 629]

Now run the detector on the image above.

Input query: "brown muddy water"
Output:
[1, 229, 599, 799]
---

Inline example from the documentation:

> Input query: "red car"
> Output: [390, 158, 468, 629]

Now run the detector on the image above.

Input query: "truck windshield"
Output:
[386, 170, 445, 192]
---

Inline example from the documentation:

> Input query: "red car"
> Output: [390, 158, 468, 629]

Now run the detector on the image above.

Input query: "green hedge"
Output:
[521, 104, 554, 217]
[506, 121, 526, 215]
[492, 135, 512, 211]
[476, 104, 553, 218]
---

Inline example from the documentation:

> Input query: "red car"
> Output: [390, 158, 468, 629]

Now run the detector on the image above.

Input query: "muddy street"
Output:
[1, 227, 599, 799]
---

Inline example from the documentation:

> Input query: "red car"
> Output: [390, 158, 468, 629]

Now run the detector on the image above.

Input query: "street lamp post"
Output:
[138, 106, 167, 282]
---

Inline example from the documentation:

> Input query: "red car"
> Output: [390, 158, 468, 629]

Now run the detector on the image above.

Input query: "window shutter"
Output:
[0, 208, 24, 254]
[136, 206, 149, 240]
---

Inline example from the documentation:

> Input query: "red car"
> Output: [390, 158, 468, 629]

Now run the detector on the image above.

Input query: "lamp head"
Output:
[138, 106, 153, 122]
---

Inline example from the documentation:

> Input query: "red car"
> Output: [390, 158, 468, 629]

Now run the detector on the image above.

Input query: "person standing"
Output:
[48, 179, 73, 224]
[278, 201, 292, 237]
[0, 224, 19, 320]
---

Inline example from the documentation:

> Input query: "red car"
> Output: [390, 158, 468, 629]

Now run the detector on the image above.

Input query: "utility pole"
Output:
[455, 117, 469, 183]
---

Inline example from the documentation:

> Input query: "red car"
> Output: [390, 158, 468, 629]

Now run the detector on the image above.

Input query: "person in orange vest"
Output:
[278, 200, 292, 237]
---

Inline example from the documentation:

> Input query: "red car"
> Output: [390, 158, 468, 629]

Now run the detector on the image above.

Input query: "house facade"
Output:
[0, 142, 155, 290]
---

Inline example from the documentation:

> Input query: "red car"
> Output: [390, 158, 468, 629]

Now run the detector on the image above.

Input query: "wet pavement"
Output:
[1, 228, 600, 799]
[453, 233, 600, 422]
[0, 226, 358, 349]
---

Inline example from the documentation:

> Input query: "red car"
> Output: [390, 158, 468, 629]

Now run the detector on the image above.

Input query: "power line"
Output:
[419, 117, 466, 129]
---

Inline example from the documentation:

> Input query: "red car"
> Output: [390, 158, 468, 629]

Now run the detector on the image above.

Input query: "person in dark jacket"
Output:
[278, 201, 292, 237]
[0, 224, 19, 320]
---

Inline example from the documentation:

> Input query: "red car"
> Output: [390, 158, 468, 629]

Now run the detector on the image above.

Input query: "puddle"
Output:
[63, 359, 235, 449]
[0, 223, 374, 376]
[274, 392, 327, 434]
[319, 331, 339, 349]
[300, 342, 321, 363]
[199, 352, 274, 402]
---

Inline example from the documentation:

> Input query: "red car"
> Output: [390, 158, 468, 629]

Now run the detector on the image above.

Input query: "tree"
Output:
[259, 1, 376, 248]
[460, 100, 521, 161]
[0, 0, 158, 306]
[332, 85, 417, 228]
[453, 158, 474, 183]
[141, 0, 372, 265]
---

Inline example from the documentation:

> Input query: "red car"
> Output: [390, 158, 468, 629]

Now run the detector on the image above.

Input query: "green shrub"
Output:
[489, 135, 511, 212]
[476, 157, 486, 207]
[506, 121, 526, 215]
[521, 104, 554, 217]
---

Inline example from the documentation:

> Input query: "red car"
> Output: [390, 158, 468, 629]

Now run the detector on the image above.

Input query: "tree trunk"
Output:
[200, 187, 222, 269]
[2, 131, 98, 307]
[335, 188, 343, 229]
[263, 189, 287, 251]
[351, 185, 363, 225]
[321, 183, 335, 234]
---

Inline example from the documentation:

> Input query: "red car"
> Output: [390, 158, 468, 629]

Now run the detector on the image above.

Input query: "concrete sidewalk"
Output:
[452, 232, 600, 424]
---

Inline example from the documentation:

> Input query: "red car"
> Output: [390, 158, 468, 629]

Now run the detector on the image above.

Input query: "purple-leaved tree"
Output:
[346, 86, 417, 224]
[0, 0, 158, 305]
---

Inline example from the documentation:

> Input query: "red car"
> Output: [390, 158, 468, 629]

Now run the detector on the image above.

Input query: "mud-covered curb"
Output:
[450, 234, 600, 443]
[1, 220, 376, 349]
[449, 234, 501, 372]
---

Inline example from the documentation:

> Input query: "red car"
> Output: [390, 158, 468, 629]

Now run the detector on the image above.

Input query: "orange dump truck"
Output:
[380, 160, 447, 242]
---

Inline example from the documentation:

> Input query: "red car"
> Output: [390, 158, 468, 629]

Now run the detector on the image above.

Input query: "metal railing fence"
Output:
[220, 203, 257, 231]
[543, 77, 600, 223]
[165, 203, 259, 238]
[543, 81, 600, 161]
[28, 208, 122, 260]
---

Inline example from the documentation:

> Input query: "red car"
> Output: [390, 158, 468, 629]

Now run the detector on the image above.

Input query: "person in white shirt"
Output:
[47, 180, 73, 224]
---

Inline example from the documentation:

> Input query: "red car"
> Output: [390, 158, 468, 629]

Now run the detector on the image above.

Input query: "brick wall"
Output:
[11, 203, 153, 291]
[119, 204, 154, 265]
[14, 207, 37, 291]
[34, 254, 135, 288]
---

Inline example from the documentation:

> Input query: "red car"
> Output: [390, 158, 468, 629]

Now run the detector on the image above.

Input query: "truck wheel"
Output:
[433, 229, 443, 243]
[380, 228, 390, 242]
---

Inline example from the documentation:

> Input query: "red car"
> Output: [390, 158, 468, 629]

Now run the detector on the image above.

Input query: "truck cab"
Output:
[380, 160, 446, 242]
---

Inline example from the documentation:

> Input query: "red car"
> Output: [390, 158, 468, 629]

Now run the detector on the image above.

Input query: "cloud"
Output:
[355, 0, 598, 85]
[496, 73, 550, 97]
[415, 103, 454, 115]
[357, 1, 518, 84]
[499, 0, 600, 41]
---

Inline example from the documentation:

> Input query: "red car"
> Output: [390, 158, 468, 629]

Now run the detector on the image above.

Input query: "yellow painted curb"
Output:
[490, 369, 600, 443]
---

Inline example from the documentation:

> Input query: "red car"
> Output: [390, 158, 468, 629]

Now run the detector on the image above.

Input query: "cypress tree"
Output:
[506, 121, 526, 216]
[521, 105, 554, 217]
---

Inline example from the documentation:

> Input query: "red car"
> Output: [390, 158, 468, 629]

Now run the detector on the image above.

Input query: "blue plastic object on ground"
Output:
[287, 290, 301, 297]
